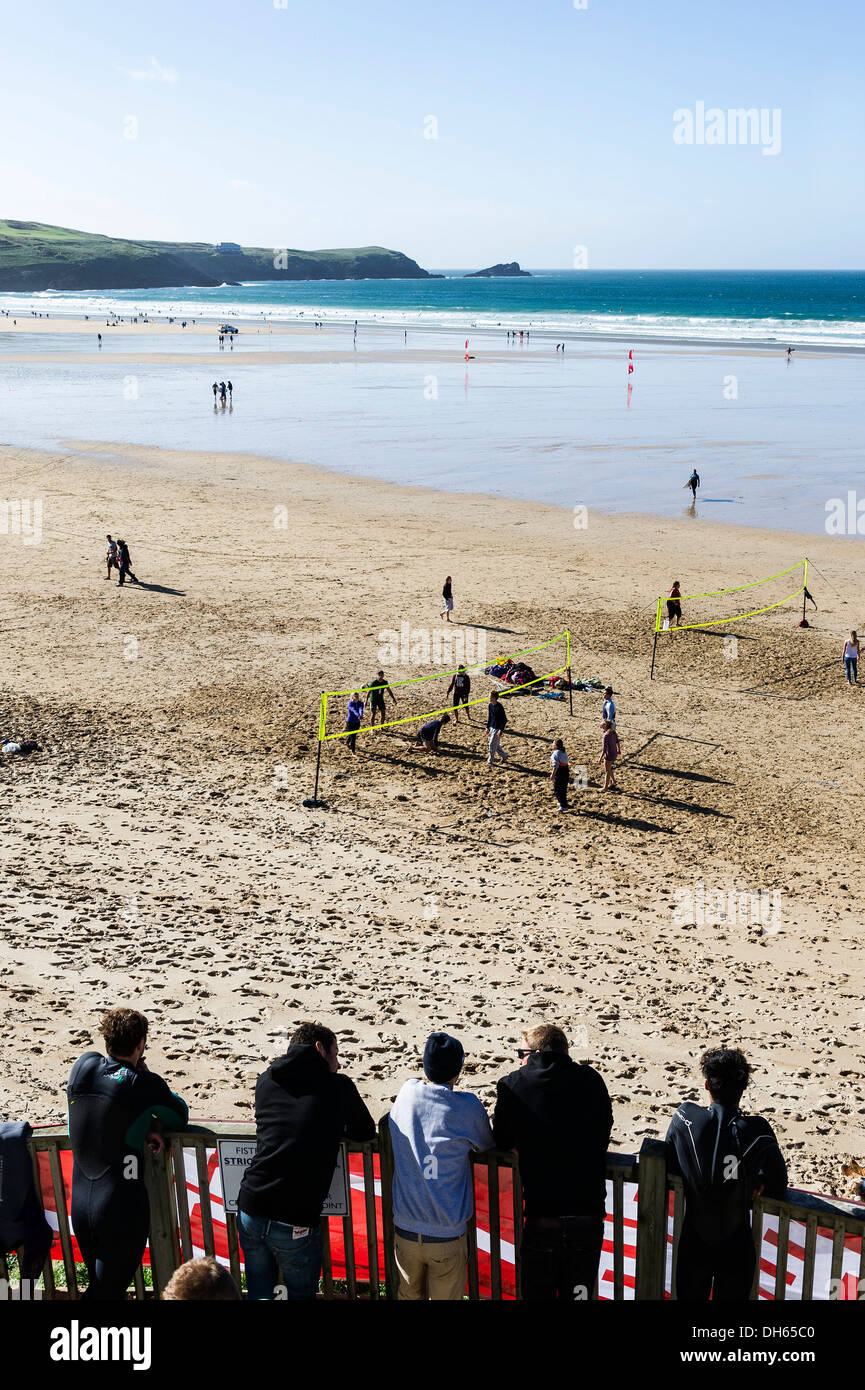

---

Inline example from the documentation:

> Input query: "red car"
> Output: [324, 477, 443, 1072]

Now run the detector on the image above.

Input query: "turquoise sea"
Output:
[3, 269, 865, 347]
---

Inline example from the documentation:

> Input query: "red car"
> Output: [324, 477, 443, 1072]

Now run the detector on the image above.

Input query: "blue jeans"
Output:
[845, 657, 858, 684]
[237, 1208, 322, 1301]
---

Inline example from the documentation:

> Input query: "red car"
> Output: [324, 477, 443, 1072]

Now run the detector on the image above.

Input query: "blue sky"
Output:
[2, 0, 862, 268]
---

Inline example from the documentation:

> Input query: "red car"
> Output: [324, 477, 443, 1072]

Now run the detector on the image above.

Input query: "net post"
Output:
[650, 598, 661, 680]
[802, 557, 808, 622]
[304, 694, 328, 809]
[565, 630, 573, 715]
[312, 737, 323, 803]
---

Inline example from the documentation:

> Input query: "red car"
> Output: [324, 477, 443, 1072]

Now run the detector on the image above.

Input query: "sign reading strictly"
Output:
[217, 1139, 350, 1217]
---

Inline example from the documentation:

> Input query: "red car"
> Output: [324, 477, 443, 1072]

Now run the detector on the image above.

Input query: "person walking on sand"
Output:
[344, 693, 364, 755]
[219, 381, 227, 406]
[227, 380, 233, 401]
[105, 535, 119, 581]
[597, 719, 620, 791]
[447, 665, 472, 722]
[441, 576, 454, 622]
[686, 470, 700, 501]
[116, 540, 138, 587]
[667, 580, 683, 628]
[549, 738, 570, 812]
[843, 630, 860, 685]
[212, 382, 218, 404]
[486, 691, 508, 765]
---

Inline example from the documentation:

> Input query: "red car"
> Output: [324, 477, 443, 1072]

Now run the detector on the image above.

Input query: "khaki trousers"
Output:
[394, 1231, 467, 1300]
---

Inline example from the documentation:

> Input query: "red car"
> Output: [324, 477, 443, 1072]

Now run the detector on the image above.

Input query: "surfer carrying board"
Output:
[685, 469, 700, 501]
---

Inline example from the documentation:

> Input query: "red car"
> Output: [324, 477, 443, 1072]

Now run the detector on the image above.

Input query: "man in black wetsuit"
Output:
[67, 1008, 188, 1300]
[666, 1048, 787, 1301]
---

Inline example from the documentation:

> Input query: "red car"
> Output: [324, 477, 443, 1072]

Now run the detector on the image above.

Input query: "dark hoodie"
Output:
[665, 1101, 787, 1246]
[238, 1044, 375, 1228]
[492, 1052, 613, 1217]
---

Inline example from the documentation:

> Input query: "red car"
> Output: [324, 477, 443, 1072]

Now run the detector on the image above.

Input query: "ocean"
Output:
[3, 269, 865, 348]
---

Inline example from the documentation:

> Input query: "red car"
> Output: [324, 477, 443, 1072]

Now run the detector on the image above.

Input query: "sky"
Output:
[1, 0, 863, 269]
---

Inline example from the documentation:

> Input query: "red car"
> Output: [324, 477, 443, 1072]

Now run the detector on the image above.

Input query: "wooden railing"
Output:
[1, 1126, 861, 1300]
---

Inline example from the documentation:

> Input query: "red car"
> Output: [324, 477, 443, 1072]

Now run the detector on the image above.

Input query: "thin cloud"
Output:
[116, 57, 178, 83]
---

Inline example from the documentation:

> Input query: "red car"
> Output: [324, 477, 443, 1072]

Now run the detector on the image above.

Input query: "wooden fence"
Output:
[1, 1125, 862, 1300]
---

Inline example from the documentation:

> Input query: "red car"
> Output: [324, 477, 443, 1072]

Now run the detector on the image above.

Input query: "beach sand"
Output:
[0, 437, 863, 1198]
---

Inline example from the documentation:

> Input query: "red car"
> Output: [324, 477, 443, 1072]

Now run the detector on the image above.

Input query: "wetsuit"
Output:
[665, 1100, 787, 1301]
[67, 1052, 188, 1300]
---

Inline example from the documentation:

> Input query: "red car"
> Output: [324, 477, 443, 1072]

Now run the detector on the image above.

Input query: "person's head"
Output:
[377, 669, 384, 678]
[604, 687, 613, 697]
[490, 691, 499, 704]
[106, 534, 112, 541]
[601, 719, 612, 731]
[162, 1257, 240, 1301]
[851, 631, 858, 643]
[422, 1032, 464, 1087]
[351, 691, 360, 702]
[672, 579, 680, 588]
[458, 664, 465, 672]
[100, 1008, 148, 1064]
[440, 713, 450, 726]
[445, 575, 451, 582]
[553, 738, 564, 751]
[517, 1023, 569, 1066]
[700, 1047, 753, 1108]
[290, 1020, 339, 1072]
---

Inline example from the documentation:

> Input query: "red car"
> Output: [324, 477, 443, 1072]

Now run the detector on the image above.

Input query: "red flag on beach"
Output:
[628, 349, 634, 375]
[465, 339, 469, 361]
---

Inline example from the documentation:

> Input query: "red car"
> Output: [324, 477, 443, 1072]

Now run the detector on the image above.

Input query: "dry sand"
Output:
[1, 437, 863, 1198]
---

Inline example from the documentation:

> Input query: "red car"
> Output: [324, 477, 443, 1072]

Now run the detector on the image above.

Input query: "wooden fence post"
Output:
[144, 1145, 180, 1298]
[634, 1137, 669, 1300]
[376, 1115, 398, 1299]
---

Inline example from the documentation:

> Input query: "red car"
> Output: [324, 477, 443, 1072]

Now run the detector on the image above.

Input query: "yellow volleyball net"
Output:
[650, 559, 812, 678]
[304, 630, 572, 804]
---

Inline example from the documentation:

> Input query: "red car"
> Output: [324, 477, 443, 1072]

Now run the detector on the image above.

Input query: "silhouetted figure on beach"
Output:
[687, 470, 700, 501]
[227, 381, 233, 401]
[116, 540, 138, 587]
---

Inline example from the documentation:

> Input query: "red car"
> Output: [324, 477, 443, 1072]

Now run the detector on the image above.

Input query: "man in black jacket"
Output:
[666, 1048, 787, 1301]
[493, 1024, 612, 1300]
[237, 1021, 375, 1300]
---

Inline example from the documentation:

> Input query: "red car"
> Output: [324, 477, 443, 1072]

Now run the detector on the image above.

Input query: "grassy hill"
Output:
[0, 220, 433, 290]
